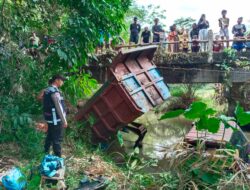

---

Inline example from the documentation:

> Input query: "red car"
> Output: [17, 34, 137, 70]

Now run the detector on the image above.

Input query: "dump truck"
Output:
[76, 46, 171, 147]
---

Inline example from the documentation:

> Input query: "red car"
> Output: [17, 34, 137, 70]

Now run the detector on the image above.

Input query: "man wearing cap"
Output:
[43, 74, 67, 157]
[129, 17, 141, 44]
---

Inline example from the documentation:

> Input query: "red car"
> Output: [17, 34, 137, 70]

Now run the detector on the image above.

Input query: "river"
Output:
[120, 111, 192, 160]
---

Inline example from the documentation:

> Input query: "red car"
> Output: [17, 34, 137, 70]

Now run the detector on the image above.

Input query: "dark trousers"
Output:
[153, 36, 160, 43]
[44, 123, 63, 157]
[130, 35, 139, 44]
[183, 48, 189, 53]
[192, 46, 200, 52]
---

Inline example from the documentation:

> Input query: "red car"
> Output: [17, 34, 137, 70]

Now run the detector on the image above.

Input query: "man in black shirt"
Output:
[130, 17, 141, 44]
[152, 18, 164, 43]
[232, 17, 246, 51]
[232, 17, 246, 37]
[190, 23, 199, 39]
[197, 14, 209, 52]
[43, 74, 67, 157]
[141, 26, 151, 44]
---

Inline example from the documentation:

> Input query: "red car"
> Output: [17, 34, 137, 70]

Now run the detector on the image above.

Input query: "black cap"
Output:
[51, 74, 67, 82]
[134, 17, 138, 20]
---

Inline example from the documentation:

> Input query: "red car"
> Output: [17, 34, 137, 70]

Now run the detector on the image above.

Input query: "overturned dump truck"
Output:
[75, 46, 170, 147]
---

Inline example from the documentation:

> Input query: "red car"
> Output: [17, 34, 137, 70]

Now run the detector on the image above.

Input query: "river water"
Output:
[109, 84, 250, 161]
[117, 110, 250, 161]
[120, 111, 192, 160]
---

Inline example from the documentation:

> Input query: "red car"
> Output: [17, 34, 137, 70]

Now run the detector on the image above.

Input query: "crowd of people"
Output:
[27, 10, 250, 56]
[129, 10, 250, 53]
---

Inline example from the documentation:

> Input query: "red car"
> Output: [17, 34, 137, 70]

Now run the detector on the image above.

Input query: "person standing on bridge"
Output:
[190, 23, 199, 40]
[182, 29, 189, 53]
[141, 26, 151, 44]
[213, 35, 223, 52]
[43, 74, 67, 157]
[198, 14, 209, 52]
[219, 10, 230, 48]
[191, 35, 200, 53]
[129, 17, 141, 45]
[152, 18, 164, 43]
[232, 17, 246, 52]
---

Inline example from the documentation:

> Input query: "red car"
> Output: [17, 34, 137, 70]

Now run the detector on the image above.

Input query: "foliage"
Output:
[0, 0, 132, 102]
[155, 84, 201, 114]
[117, 131, 124, 147]
[234, 102, 250, 126]
[215, 48, 237, 94]
[174, 17, 196, 29]
[160, 109, 185, 119]
[63, 73, 98, 105]
[171, 84, 200, 97]
[158, 172, 179, 190]
[125, 2, 167, 27]
[221, 48, 237, 70]
[140, 4, 167, 27]
[0, 0, 132, 165]
[160, 101, 220, 133]
[160, 101, 250, 134]
[170, 144, 249, 189]
[0, 47, 48, 157]
[124, 1, 146, 25]
[120, 147, 180, 189]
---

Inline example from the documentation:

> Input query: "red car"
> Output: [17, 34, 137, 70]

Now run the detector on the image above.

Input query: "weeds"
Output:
[156, 84, 201, 114]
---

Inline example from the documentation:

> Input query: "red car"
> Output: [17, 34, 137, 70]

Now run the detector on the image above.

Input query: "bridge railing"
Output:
[115, 29, 250, 54]
[116, 38, 250, 48]
[112, 30, 250, 63]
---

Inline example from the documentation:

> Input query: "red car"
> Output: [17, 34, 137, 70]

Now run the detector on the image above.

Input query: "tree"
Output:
[0, 0, 132, 143]
[0, 0, 131, 102]
[174, 17, 196, 29]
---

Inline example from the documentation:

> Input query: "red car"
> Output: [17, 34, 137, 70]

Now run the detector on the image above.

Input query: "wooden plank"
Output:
[184, 122, 235, 146]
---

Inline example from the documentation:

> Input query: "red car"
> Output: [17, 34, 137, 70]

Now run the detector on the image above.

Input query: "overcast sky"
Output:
[136, 0, 250, 34]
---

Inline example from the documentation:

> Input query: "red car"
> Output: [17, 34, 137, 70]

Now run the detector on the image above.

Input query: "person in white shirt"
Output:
[219, 10, 230, 48]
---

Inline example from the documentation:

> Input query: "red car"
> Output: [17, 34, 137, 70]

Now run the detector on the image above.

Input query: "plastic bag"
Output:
[40, 154, 64, 177]
[1, 167, 26, 190]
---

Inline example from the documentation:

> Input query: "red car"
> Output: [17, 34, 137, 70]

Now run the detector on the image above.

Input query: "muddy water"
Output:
[244, 132, 250, 140]
[121, 111, 192, 159]
[120, 112, 250, 161]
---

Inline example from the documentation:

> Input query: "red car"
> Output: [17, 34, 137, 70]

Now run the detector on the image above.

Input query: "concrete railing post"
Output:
[207, 29, 213, 63]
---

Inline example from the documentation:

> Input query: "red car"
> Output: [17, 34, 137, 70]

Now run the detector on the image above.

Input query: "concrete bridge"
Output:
[87, 48, 250, 84]
[85, 46, 250, 115]
[88, 29, 250, 84]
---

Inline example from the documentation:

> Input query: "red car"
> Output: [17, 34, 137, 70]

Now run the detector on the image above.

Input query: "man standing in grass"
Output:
[219, 10, 230, 48]
[43, 74, 67, 157]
